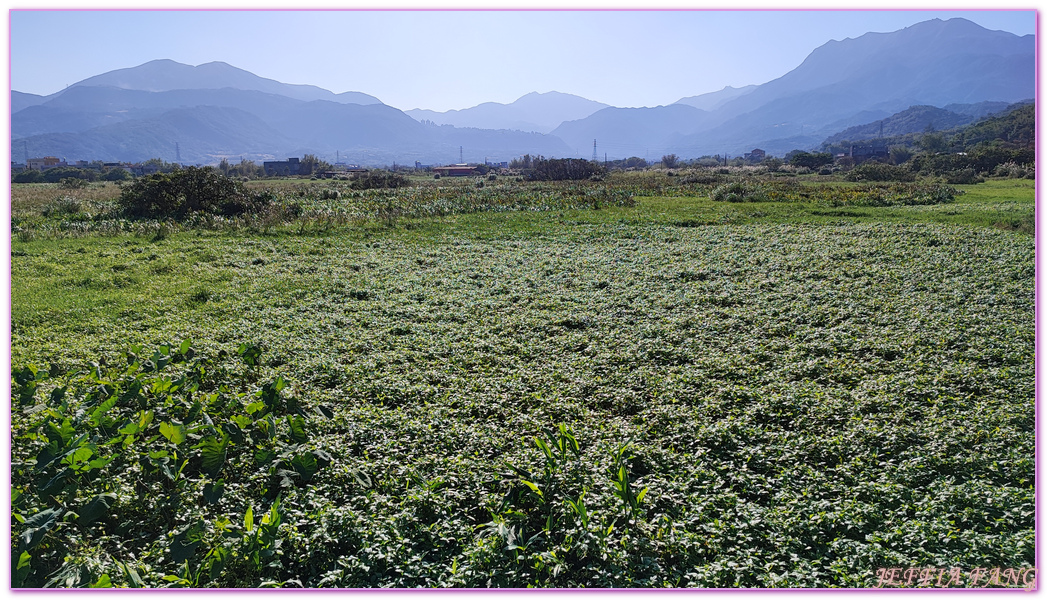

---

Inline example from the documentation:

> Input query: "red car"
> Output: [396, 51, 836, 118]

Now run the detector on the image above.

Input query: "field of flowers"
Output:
[9, 175, 1035, 588]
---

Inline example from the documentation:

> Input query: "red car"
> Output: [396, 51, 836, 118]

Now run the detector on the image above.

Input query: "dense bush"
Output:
[527, 158, 604, 181]
[104, 168, 132, 182]
[910, 145, 1035, 177]
[58, 178, 88, 190]
[12, 170, 44, 184]
[992, 161, 1035, 179]
[787, 151, 835, 169]
[845, 162, 916, 182]
[349, 171, 411, 190]
[118, 167, 269, 219]
[710, 181, 769, 202]
[944, 168, 984, 185]
[13, 167, 100, 184]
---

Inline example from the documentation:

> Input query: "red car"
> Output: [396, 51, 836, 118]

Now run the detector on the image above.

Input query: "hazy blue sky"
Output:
[10, 8, 1037, 112]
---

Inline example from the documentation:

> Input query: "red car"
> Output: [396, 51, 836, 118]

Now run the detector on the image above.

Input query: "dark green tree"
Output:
[787, 151, 834, 169]
[118, 166, 270, 219]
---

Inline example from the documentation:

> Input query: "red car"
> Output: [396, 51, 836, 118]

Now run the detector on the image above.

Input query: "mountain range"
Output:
[10, 18, 1034, 166]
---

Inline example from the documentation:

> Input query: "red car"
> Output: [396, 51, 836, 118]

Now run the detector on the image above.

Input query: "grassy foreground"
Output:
[10, 176, 1035, 587]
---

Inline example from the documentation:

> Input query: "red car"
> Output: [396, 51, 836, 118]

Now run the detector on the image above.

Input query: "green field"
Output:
[10, 174, 1035, 588]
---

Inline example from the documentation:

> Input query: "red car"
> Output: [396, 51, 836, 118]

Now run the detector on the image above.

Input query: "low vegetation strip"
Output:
[12, 178, 637, 240]
[710, 180, 960, 206]
[11, 218, 1034, 588]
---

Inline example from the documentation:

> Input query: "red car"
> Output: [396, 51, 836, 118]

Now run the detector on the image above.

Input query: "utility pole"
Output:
[176, 142, 181, 164]
[592, 139, 598, 163]
[460, 146, 463, 163]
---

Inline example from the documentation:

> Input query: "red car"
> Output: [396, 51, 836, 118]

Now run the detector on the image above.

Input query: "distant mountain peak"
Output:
[405, 91, 608, 133]
[68, 59, 382, 105]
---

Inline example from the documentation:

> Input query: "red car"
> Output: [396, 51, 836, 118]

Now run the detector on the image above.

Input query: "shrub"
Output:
[527, 158, 604, 181]
[118, 167, 269, 219]
[787, 151, 834, 169]
[59, 177, 88, 190]
[350, 171, 411, 190]
[845, 162, 916, 182]
[13, 170, 44, 184]
[944, 168, 984, 185]
[682, 172, 724, 185]
[992, 161, 1035, 179]
[710, 181, 769, 202]
[41, 196, 84, 217]
[104, 168, 132, 182]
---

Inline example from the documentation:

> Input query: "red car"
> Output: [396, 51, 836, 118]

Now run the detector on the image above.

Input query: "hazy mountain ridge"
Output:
[10, 18, 1034, 164]
[664, 18, 1035, 156]
[71, 59, 383, 105]
[11, 90, 48, 113]
[12, 69, 574, 164]
[821, 101, 1021, 145]
[674, 85, 758, 111]
[405, 91, 610, 134]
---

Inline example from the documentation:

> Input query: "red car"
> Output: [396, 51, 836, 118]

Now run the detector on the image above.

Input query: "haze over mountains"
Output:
[11, 18, 1034, 166]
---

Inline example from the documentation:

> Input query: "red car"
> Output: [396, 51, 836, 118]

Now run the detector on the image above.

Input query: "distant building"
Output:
[130, 162, 163, 176]
[744, 149, 766, 162]
[850, 144, 889, 164]
[26, 156, 65, 171]
[263, 157, 301, 176]
[432, 164, 479, 177]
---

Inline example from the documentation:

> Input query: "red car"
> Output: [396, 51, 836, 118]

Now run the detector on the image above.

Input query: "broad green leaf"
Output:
[48, 386, 66, 406]
[237, 343, 262, 367]
[159, 421, 186, 446]
[254, 447, 276, 466]
[170, 521, 204, 564]
[20, 507, 62, 551]
[77, 493, 117, 526]
[206, 545, 229, 581]
[118, 560, 144, 588]
[185, 400, 203, 425]
[44, 419, 75, 446]
[290, 453, 319, 483]
[286, 415, 308, 444]
[534, 436, 554, 461]
[203, 480, 225, 504]
[88, 397, 118, 426]
[520, 479, 544, 501]
[61, 445, 95, 469]
[196, 435, 228, 477]
[88, 574, 113, 588]
[13, 551, 31, 587]
[636, 486, 649, 506]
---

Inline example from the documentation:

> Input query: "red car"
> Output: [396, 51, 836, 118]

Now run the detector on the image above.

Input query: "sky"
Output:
[7, 6, 1039, 113]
